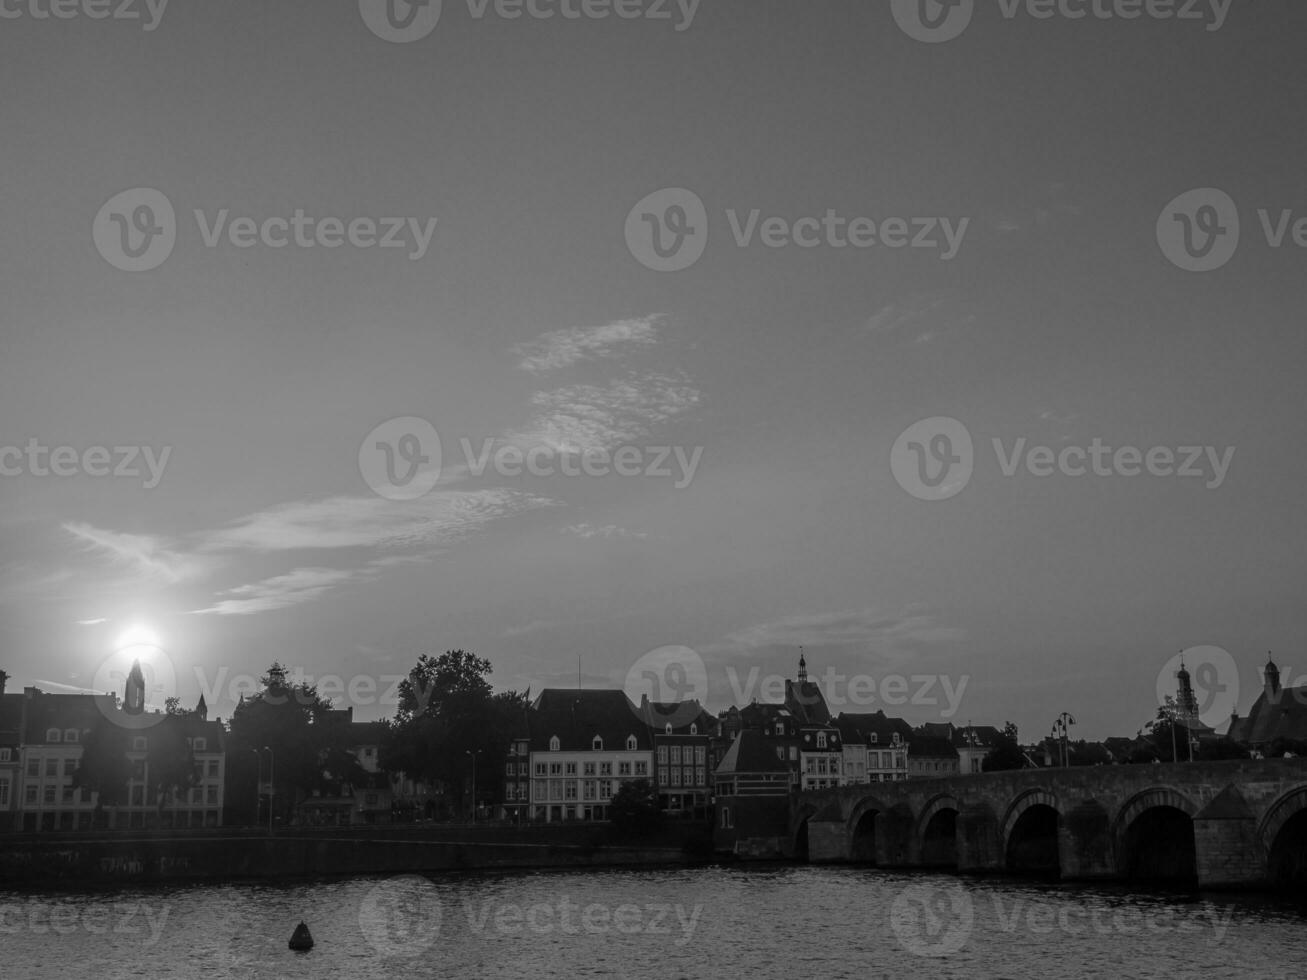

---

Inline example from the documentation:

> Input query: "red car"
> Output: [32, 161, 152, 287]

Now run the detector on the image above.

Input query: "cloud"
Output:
[75, 617, 109, 626]
[513, 316, 663, 373]
[192, 566, 369, 616]
[62, 523, 210, 584]
[702, 607, 965, 663]
[866, 295, 949, 334]
[198, 490, 551, 553]
[509, 372, 701, 455]
[563, 524, 648, 540]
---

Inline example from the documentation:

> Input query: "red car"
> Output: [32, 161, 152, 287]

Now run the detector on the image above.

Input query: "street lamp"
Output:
[249, 748, 262, 828]
[1053, 713, 1076, 767]
[465, 749, 481, 823]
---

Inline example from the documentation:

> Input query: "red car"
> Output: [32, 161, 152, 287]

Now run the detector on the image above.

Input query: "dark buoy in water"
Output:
[289, 921, 314, 952]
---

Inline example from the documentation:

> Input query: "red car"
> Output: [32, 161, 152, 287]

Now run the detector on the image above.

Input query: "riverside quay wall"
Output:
[0, 824, 711, 886]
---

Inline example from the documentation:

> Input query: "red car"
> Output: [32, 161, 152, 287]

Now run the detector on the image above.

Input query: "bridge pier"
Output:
[1193, 787, 1266, 889]
[956, 803, 1002, 873]
[806, 821, 852, 863]
[1058, 799, 1115, 880]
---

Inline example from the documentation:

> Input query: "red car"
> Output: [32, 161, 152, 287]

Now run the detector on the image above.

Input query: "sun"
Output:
[115, 623, 162, 655]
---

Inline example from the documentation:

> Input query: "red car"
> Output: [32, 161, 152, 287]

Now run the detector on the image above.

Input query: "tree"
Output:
[381, 651, 528, 816]
[227, 662, 338, 826]
[609, 779, 663, 836]
[147, 720, 198, 814]
[1196, 738, 1248, 761]
[73, 720, 133, 822]
[982, 737, 1026, 772]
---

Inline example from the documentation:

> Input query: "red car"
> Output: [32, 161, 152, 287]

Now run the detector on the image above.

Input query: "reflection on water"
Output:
[2, 866, 1305, 980]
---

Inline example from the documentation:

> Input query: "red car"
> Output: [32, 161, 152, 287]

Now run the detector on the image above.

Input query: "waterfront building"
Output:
[0, 672, 22, 831]
[836, 711, 911, 783]
[638, 695, 714, 820]
[524, 689, 654, 822]
[785, 654, 844, 790]
[1228, 653, 1307, 751]
[712, 728, 796, 856]
[907, 732, 959, 778]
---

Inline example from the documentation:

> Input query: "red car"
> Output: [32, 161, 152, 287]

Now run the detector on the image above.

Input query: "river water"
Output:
[2, 866, 1305, 979]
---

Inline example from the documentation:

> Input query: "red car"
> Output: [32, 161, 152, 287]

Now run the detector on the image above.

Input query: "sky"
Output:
[1, 0, 1305, 741]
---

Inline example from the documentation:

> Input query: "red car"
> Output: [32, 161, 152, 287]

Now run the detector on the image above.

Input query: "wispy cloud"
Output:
[702, 607, 965, 663]
[509, 372, 700, 455]
[866, 294, 949, 334]
[75, 617, 109, 626]
[192, 566, 369, 616]
[62, 523, 210, 584]
[564, 523, 648, 540]
[513, 316, 663, 373]
[198, 490, 550, 553]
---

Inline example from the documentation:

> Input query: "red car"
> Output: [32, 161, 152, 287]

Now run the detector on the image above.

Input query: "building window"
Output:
[774, 722, 784, 735]
[891, 733, 901, 746]
[656, 746, 668, 764]
[0, 748, 9, 763]
[870, 732, 878, 744]
[626, 735, 637, 751]
[634, 761, 648, 776]
[565, 783, 577, 801]
[670, 746, 681, 765]
[658, 767, 669, 785]
[534, 762, 546, 776]
[64, 730, 79, 743]
[598, 780, 612, 800]
[665, 723, 672, 735]
[592, 736, 603, 751]
[0, 778, 8, 806]
[618, 762, 631, 776]
[775, 747, 784, 761]
[550, 736, 561, 752]
[599, 762, 612, 776]
[46, 729, 60, 743]
[690, 724, 697, 735]
[583, 781, 596, 801]
[549, 763, 562, 776]
[670, 769, 681, 787]
[817, 732, 827, 749]
[583, 762, 596, 776]
[26, 758, 38, 778]
[63, 759, 76, 776]
[45, 759, 57, 778]
[565, 762, 577, 775]
[62, 787, 74, 804]
[695, 746, 705, 764]
[26, 785, 38, 805]
[44, 786, 56, 805]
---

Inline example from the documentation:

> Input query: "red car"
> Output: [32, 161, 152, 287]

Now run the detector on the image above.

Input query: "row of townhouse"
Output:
[501, 689, 717, 823]
[0, 668, 226, 832]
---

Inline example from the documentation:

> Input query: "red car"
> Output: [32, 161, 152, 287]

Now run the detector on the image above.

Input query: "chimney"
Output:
[0, 670, 7, 697]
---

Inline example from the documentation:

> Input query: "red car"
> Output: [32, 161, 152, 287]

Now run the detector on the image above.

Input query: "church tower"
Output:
[1176, 655, 1199, 723]
[797, 649, 807, 685]
[195, 693, 208, 721]
[123, 659, 145, 715]
[1265, 652, 1282, 700]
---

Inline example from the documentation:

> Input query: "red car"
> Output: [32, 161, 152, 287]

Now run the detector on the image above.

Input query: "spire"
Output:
[1265, 651, 1281, 699]
[1176, 651, 1198, 721]
[195, 693, 208, 721]
[797, 647, 807, 684]
[123, 659, 145, 715]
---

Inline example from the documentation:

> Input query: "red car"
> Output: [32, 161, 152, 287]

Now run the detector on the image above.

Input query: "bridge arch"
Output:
[1259, 785, 1307, 888]
[1113, 787, 1198, 884]
[847, 796, 888, 864]
[1001, 788, 1061, 875]
[790, 801, 840, 860]
[917, 793, 960, 868]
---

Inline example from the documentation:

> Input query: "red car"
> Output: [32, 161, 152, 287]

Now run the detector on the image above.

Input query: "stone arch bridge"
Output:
[791, 759, 1307, 889]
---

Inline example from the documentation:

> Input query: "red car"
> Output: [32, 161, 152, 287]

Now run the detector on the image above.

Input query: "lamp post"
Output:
[1053, 713, 1076, 767]
[465, 749, 481, 823]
